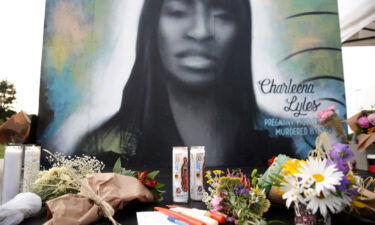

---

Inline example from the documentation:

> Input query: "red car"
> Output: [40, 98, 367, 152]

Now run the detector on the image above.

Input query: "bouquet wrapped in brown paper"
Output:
[346, 110, 375, 152]
[44, 173, 154, 225]
[0, 111, 30, 143]
[355, 187, 375, 220]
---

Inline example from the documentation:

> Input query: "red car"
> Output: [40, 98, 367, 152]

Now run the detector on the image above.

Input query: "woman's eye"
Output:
[165, 9, 187, 18]
[163, 3, 189, 18]
[213, 9, 234, 21]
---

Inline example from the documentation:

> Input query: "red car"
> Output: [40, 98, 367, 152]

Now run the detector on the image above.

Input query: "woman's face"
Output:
[158, 0, 239, 88]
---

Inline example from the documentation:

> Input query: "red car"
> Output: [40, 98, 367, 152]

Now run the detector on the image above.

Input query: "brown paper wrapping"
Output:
[44, 173, 154, 225]
[357, 187, 375, 220]
[323, 114, 347, 143]
[346, 111, 375, 152]
[0, 111, 30, 143]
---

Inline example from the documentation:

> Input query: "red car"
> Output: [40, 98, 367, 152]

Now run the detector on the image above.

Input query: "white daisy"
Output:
[281, 175, 303, 208]
[303, 188, 314, 200]
[298, 158, 344, 197]
[306, 193, 351, 217]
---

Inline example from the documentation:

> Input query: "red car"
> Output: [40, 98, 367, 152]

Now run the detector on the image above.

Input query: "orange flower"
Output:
[367, 126, 375, 134]
[143, 178, 158, 187]
[137, 171, 149, 181]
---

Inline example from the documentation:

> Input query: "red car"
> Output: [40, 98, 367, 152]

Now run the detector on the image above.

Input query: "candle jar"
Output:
[367, 154, 375, 174]
[0, 157, 4, 203]
[294, 204, 331, 225]
[23, 145, 41, 192]
[2, 145, 23, 204]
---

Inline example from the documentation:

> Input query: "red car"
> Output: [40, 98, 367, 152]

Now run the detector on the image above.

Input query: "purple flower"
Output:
[346, 188, 359, 198]
[336, 176, 350, 191]
[368, 113, 375, 125]
[327, 159, 349, 173]
[330, 143, 354, 162]
[235, 187, 249, 195]
[358, 116, 370, 128]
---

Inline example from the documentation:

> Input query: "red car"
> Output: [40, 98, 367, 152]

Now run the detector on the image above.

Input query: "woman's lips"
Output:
[179, 55, 215, 70]
[176, 51, 216, 70]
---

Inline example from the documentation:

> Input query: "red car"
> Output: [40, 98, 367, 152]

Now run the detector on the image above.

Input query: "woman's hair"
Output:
[117, 0, 256, 159]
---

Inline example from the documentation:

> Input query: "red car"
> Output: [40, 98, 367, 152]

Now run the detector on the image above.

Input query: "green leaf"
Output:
[122, 169, 137, 177]
[113, 158, 122, 173]
[268, 220, 285, 224]
[147, 170, 159, 179]
[251, 169, 258, 178]
[154, 183, 165, 189]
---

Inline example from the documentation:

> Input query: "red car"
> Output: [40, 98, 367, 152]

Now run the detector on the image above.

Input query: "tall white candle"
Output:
[172, 146, 189, 203]
[0, 158, 4, 203]
[23, 145, 41, 192]
[2, 145, 23, 204]
[190, 146, 205, 201]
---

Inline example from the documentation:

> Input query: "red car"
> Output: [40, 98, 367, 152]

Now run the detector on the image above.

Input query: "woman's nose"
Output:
[186, 9, 214, 42]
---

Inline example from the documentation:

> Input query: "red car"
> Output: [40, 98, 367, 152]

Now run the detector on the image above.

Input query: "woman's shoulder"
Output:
[74, 114, 141, 157]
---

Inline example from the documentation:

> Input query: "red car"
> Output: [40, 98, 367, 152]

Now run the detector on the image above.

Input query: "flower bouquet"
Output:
[280, 143, 360, 224]
[317, 105, 348, 144]
[203, 169, 272, 225]
[113, 157, 165, 201]
[256, 105, 375, 224]
[257, 142, 361, 225]
[33, 153, 105, 202]
[346, 110, 375, 152]
[33, 152, 163, 225]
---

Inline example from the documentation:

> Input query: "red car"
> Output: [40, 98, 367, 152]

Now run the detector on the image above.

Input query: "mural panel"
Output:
[37, 0, 345, 167]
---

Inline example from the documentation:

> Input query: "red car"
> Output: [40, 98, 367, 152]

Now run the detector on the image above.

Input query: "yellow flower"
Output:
[207, 179, 214, 184]
[349, 200, 367, 214]
[216, 176, 241, 193]
[281, 159, 304, 176]
[205, 170, 212, 178]
[213, 170, 224, 175]
[347, 173, 357, 184]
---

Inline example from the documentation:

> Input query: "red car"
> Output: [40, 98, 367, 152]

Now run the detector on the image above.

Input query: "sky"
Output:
[0, 0, 45, 115]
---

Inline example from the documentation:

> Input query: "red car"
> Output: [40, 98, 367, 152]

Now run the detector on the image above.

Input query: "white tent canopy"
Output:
[339, 0, 375, 44]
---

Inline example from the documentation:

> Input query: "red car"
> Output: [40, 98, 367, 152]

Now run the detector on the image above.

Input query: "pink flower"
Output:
[210, 195, 223, 212]
[318, 107, 335, 123]
[211, 195, 223, 207]
[358, 116, 370, 128]
[368, 113, 375, 125]
[227, 217, 236, 223]
[210, 205, 223, 213]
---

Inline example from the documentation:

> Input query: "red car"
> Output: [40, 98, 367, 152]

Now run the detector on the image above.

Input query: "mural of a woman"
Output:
[76, 0, 293, 167]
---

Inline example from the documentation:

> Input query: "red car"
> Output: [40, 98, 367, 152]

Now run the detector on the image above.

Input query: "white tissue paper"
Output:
[0, 192, 42, 225]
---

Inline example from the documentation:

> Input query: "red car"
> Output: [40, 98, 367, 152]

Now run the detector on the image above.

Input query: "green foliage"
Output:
[204, 169, 273, 225]
[217, 177, 241, 193]
[0, 144, 5, 158]
[33, 167, 80, 202]
[0, 80, 17, 123]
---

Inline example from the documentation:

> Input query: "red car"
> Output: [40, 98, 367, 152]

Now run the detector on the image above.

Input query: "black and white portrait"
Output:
[38, 0, 345, 168]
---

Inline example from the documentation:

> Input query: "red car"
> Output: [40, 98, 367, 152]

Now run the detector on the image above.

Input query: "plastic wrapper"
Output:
[0, 192, 42, 225]
[258, 154, 289, 195]
[44, 173, 154, 225]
